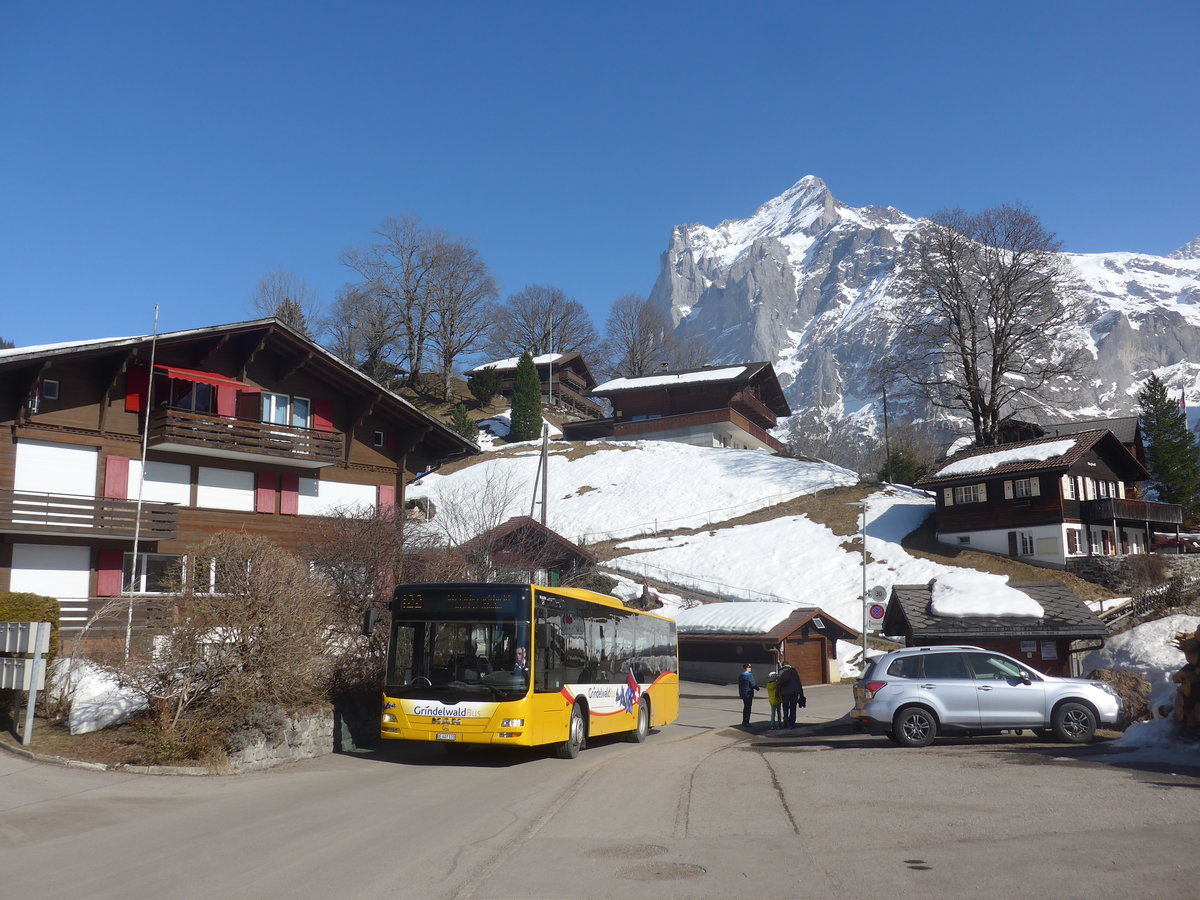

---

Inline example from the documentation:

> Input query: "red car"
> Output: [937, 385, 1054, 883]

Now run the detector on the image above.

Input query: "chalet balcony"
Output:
[0, 491, 178, 541]
[544, 382, 603, 418]
[147, 407, 342, 468]
[729, 392, 779, 429]
[1080, 497, 1183, 527]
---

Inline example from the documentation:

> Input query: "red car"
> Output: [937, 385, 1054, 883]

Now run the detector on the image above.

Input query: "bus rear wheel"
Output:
[624, 700, 650, 743]
[556, 705, 585, 759]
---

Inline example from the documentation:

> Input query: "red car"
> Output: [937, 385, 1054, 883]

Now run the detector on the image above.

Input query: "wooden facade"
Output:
[569, 362, 791, 452]
[0, 318, 476, 631]
[678, 607, 858, 685]
[915, 430, 1182, 566]
[883, 582, 1109, 678]
[467, 352, 602, 420]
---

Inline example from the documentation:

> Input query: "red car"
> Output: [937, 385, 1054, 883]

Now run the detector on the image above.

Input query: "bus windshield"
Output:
[386, 585, 531, 703]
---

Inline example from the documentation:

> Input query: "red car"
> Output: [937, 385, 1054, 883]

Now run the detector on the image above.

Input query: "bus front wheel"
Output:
[556, 705, 585, 759]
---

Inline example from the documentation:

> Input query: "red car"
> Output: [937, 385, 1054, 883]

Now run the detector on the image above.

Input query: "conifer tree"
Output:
[448, 403, 478, 446]
[508, 351, 543, 442]
[1138, 374, 1200, 522]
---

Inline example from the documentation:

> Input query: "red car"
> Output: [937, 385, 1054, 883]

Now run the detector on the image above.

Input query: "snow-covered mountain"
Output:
[649, 176, 1200, 448]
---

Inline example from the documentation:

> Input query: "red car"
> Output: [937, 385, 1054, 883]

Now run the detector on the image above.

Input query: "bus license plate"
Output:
[436, 733, 457, 741]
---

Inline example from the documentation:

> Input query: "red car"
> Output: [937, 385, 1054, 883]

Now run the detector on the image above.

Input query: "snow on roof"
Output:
[593, 366, 748, 392]
[673, 601, 796, 634]
[929, 570, 1044, 618]
[933, 438, 1077, 478]
[469, 353, 564, 373]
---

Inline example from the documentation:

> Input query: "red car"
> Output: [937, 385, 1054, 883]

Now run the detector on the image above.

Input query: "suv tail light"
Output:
[864, 680, 887, 699]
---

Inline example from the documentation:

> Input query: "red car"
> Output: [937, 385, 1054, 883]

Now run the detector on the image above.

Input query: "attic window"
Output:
[812, 617, 825, 630]
[373, 430, 385, 448]
[41, 379, 60, 400]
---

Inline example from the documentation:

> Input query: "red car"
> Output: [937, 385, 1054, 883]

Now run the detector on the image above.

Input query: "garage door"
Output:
[784, 638, 827, 685]
[10, 543, 92, 626]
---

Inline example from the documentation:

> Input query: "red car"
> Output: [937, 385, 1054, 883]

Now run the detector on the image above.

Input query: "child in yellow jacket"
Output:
[767, 671, 781, 729]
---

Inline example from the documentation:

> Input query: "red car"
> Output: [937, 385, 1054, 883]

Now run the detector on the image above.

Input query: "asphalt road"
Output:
[2, 682, 1199, 899]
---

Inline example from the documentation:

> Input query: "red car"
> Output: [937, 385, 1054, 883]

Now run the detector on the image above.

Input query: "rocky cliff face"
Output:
[648, 176, 1200, 452]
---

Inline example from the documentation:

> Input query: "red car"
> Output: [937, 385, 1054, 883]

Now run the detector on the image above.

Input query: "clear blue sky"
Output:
[3, 2, 1197, 348]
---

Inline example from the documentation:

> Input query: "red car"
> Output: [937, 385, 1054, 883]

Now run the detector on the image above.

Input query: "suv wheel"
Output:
[893, 707, 937, 747]
[1051, 702, 1096, 743]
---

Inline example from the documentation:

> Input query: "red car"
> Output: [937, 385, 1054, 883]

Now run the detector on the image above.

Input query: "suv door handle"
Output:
[920, 684, 936, 689]
[977, 686, 993, 691]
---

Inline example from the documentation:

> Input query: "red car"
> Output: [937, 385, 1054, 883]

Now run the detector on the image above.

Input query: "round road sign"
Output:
[869, 603, 887, 620]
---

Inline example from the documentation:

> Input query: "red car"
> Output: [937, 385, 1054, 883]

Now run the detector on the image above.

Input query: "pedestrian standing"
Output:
[777, 662, 805, 728]
[766, 671, 782, 729]
[738, 663, 760, 727]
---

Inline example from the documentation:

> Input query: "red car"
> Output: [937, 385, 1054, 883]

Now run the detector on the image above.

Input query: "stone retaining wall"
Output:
[1065, 554, 1200, 594]
[225, 706, 334, 773]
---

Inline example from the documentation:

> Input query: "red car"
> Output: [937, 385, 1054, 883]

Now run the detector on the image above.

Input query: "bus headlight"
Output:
[383, 713, 397, 723]
[501, 719, 524, 728]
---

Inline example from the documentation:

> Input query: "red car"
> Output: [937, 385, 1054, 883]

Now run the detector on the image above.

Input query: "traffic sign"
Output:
[867, 602, 886, 631]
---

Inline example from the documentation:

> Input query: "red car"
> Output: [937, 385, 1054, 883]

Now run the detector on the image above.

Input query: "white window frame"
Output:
[953, 483, 986, 504]
[262, 393, 313, 429]
[124, 552, 184, 594]
[1018, 532, 1036, 556]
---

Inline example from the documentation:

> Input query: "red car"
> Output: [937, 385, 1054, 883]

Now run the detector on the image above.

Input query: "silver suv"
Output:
[852, 646, 1122, 747]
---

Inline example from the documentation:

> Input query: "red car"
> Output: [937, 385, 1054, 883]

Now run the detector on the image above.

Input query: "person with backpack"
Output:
[738, 663, 760, 727]
[777, 662, 806, 728]
[766, 671, 782, 729]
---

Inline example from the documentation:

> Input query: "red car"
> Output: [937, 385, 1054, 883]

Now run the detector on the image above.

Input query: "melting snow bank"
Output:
[929, 569, 1044, 617]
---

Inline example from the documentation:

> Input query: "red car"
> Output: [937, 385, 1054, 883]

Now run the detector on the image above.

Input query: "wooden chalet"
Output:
[883, 581, 1109, 677]
[676, 605, 858, 685]
[466, 352, 601, 420]
[459, 516, 596, 586]
[564, 362, 791, 452]
[0, 318, 476, 631]
[914, 430, 1182, 567]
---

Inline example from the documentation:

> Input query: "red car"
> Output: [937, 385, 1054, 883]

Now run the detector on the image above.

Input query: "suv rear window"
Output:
[886, 656, 923, 678]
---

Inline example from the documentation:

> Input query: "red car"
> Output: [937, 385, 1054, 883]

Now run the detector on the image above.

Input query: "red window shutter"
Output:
[255, 473, 278, 514]
[279, 475, 299, 516]
[97, 550, 124, 596]
[216, 384, 238, 418]
[377, 484, 396, 515]
[385, 431, 397, 449]
[125, 366, 150, 412]
[313, 399, 335, 432]
[104, 456, 130, 499]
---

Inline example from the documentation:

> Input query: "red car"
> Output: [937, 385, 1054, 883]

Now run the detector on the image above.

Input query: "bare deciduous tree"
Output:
[883, 205, 1082, 446]
[600, 294, 712, 380]
[340, 216, 445, 389]
[324, 283, 404, 388]
[251, 268, 319, 337]
[483, 284, 599, 361]
[426, 242, 499, 401]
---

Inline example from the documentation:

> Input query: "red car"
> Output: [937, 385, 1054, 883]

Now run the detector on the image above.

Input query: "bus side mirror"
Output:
[362, 606, 379, 636]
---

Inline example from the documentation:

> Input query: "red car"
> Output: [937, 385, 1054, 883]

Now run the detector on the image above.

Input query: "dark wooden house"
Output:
[459, 516, 596, 586]
[564, 362, 791, 452]
[997, 416, 1146, 468]
[676, 603, 858, 685]
[914, 430, 1182, 567]
[0, 318, 476, 631]
[883, 581, 1109, 677]
[466, 353, 601, 420]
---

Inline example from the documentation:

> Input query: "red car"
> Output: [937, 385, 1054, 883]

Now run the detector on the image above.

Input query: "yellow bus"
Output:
[377, 583, 679, 757]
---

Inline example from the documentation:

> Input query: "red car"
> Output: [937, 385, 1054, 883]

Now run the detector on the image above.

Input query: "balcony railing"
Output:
[148, 407, 343, 468]
[1081, 497, 1183, 526]
[0, 491, 178, 540]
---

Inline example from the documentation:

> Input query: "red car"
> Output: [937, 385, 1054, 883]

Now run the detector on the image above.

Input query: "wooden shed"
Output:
[883, 581, 1109, 677]
[677, 606, 859, 685]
